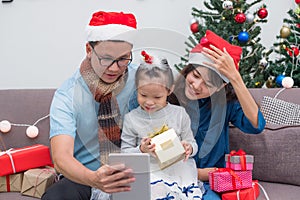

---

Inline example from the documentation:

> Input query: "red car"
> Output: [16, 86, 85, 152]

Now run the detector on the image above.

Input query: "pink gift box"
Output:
[209, 168, 252, 193]
[226, 162, 253, 171]
[225, 149, 254, 171]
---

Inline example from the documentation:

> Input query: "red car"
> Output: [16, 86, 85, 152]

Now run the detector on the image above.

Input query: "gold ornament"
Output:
[280, 25, 291, 38]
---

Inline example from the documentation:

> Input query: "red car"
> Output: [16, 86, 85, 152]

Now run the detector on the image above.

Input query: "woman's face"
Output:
[87, 41, 132, 84]
[184, 67, 222, 100]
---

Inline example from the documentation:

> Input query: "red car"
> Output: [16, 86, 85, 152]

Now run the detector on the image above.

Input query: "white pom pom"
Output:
[0, 120, 12, 133]
[26, 125, 39, 138]
[282, 77, 294, 88]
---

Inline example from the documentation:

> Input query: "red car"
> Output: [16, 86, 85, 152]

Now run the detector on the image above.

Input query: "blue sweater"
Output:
[185, 96, 266, 169]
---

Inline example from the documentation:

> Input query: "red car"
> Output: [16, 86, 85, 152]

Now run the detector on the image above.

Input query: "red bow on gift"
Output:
[228, 149, 247, 170]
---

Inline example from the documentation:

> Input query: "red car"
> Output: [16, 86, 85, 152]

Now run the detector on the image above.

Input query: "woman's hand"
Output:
[202, 45, 241, 82]
[91, 164, 135, 194]
[181, 140, 193, 161]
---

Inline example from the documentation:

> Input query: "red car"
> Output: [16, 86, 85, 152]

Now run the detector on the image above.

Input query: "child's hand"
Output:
[181, 140, 193, 161]
[140, 137, 156, 156]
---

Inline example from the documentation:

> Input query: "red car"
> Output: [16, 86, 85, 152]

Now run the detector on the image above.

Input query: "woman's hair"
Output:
[135, 58, 174, 91]
[168, 64, 237, 106]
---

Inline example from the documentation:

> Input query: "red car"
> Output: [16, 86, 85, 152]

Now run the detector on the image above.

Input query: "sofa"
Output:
[0, 88, 299, 199]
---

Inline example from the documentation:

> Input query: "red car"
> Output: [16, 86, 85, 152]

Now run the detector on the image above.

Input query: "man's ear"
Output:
[168, 85, 175, 95]
[86, 43, 93, 57]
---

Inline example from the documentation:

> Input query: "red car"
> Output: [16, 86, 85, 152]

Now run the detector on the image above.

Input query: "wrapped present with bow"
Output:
[0, 172, 23, 192]
[209, 168, 252, 193]
[225, 149, 254, 171]
[0, 144, 53, 176]
[150, 127, 185, 170]
[221, 180, 260, 200]
[21, 167, 58, 198]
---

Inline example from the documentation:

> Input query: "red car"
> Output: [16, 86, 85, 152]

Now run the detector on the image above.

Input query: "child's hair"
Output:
[135, 56, 174, 91]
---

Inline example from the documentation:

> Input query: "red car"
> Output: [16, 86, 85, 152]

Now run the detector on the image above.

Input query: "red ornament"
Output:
[234, 13, 246, 23]
[257, 8, 268, 19]
[297, 24, 300, 28]
[296, 0, 300, 4]
[190, 22, 199, 33]
[287, 46, 299, 57]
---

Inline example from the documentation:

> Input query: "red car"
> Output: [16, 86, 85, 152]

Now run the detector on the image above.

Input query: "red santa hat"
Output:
[188, 30, 242, 83]
[86, 11, 137, 42]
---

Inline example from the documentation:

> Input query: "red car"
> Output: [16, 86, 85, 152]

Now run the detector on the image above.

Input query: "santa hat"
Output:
[86, 11, 137, 42]
[188, 30, 243, 83]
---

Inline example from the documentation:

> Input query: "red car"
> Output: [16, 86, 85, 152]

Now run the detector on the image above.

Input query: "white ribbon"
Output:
[0, 144, 43, 174]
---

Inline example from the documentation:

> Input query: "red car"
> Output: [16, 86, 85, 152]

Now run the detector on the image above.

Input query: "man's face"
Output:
[89, 41, 132, 84]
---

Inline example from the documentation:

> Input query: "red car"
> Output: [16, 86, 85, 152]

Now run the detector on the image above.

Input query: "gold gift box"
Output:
[151, 128, 185, 169]
[21, 167, 57, 198]
[0, 173, 23, 192]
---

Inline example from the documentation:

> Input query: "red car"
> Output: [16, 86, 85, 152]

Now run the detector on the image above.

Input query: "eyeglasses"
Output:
[91, 47, 132, 68]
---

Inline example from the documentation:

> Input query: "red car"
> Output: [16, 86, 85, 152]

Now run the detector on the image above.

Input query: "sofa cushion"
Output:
[229, 124, 300, 186]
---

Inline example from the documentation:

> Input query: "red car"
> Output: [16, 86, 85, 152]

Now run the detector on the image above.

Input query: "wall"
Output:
[0, 0, 297, 89]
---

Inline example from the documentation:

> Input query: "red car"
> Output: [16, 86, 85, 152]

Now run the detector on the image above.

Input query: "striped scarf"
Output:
[80, 57, 127, 165]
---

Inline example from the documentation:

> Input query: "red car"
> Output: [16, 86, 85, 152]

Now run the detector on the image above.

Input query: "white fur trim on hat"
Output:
[86, 24, 136, 42]
[188, 52, 229, 83]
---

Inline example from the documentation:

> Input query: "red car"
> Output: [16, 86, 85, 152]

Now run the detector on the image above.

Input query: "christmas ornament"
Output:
[238, 31, 249, 43]
[0, 120, 11, 133]
[257, 8, 268, 19]
[266, 77, 274, 88]
[287, 46, 300, 57]
[235, 13, 246, 23]
[282, 77, 294, 88]
[0, 114, 49, 139]
[190, 22, 199, 33]
[275, 74, 285, 86]
[280, 25, 291, 38]
[295, 0, 300, 4]
[259, 58, 268, 67]
[246, 13, 255, 23]
[222, 0, 233, 10]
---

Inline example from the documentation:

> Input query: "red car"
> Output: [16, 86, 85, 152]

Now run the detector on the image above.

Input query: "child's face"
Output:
[137, 80, 170, 113]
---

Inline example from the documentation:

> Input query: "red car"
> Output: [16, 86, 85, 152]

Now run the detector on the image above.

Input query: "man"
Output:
[42, 11, 138, 200]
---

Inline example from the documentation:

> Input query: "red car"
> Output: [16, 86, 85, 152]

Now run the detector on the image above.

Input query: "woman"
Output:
[169, 30, 266, 199]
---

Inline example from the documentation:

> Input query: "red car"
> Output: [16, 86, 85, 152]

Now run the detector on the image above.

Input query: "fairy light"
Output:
[0, 114, 49, 139]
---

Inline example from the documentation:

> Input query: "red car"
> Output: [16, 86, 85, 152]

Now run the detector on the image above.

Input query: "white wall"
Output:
[0, 0, 296, 89]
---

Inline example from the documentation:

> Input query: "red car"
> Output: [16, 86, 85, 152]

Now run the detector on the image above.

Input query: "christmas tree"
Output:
[266, 1, 300, 88]
[177, 0, 271, 88]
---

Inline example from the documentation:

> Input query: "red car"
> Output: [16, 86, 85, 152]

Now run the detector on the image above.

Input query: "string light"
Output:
[0, 114, 49, 139]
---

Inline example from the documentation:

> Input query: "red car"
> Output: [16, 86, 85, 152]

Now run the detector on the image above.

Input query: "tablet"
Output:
[108, 153, 151, 200]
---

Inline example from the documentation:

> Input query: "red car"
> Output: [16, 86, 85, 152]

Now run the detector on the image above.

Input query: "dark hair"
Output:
[135, 58, 174, 91]
[168, 64, 237, 106]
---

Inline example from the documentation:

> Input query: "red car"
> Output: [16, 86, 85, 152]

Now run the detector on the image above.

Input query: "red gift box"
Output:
[0, 144, 53, 176]
[209, 168, 252, 192]
[221, 180, 260, 200]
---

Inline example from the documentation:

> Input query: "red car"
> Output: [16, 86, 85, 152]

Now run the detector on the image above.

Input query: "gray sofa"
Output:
[0, 88, 299, 199]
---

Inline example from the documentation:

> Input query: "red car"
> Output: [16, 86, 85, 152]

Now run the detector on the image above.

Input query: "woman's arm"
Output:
[202, 45, 259, 128]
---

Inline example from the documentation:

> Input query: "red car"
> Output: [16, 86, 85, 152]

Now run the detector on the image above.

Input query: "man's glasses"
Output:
[91, 47, 132, 68]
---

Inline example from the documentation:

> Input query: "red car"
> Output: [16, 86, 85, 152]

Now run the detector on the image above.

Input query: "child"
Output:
[121, 51, 204, 199]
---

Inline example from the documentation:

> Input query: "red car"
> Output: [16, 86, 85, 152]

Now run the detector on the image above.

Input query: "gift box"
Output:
[0, 172, 23, 192]
[221, 180, 260, 200]
[21, 167, 57, 198]
[150, 128, 185, 169]
[0, 144, 53, 176]
[209, 168, 252, 192]
[225, 150, 254, 171]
